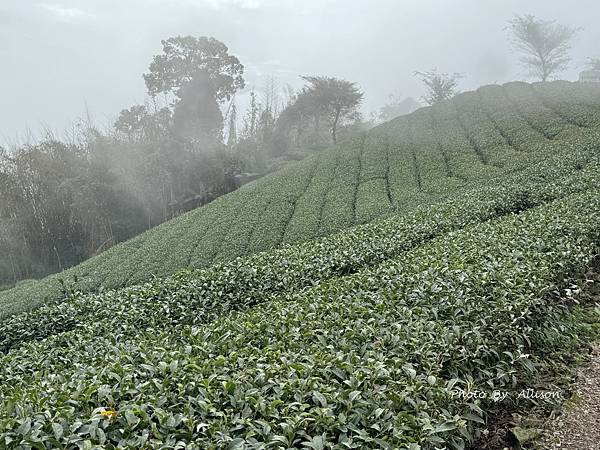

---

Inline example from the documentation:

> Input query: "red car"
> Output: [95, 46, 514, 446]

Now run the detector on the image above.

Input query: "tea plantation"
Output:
[1, 81, 600, 449]
[2, 80, 600, 319]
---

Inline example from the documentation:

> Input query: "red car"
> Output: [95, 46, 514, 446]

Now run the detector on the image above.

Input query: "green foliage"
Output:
[114, 104, 172, 141]
[300, 76, 364, 144]
[1, 81, 600, 448]
[2, 144, 598, 354]
[274, 76, 364, 152]
[172, 71, 224, 142]
[143, 35, 245, 102]
[2, 81, 600, 318]
[0, 170, 599, 447]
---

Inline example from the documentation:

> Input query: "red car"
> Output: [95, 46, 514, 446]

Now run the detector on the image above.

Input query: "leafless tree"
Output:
[415, 70, 462, 105]
[508, 14, 580, 82]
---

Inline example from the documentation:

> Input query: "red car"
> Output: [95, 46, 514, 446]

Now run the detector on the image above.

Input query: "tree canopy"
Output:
[143, 36, 245, 102]
[272, 76, 364, 152]
[1, 33, 374, 288]
[172, 71, 223, 143]
[301, 76, 363, 144]
[507, 14, 580, 82]
[114, 104, 172, 142]
[415, 70, 462, 105]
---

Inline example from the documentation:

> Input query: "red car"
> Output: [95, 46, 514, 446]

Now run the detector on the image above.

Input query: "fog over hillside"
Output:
[1, 0, 598, 141]
[3, 1, 600, 447]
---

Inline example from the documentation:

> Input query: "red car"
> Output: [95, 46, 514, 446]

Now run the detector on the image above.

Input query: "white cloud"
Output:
[172, 0, 265, 10]
[41, 4, 95, 20]
[227, 0, 263, 8]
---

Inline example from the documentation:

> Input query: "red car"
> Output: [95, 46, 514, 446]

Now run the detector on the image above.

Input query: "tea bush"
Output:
[2, 82, 599, 319]
[1, 186, 599, 448]
[1, 82, 600, 449]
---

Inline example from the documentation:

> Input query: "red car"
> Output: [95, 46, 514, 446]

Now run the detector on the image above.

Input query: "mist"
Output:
[1, 0, 599, 141]
[3, 1, 600, 447]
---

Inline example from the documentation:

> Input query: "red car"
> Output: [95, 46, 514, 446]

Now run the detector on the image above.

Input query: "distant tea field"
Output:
[1, 81, 600, 449]
[2, 80, 600, 319]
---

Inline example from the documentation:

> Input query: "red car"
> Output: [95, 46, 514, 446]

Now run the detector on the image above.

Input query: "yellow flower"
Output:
[100, 410, 118, 419]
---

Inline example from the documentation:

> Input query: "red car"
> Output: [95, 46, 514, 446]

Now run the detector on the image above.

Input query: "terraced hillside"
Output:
[2, 80, 600, 319]
[1, 81, 600, 448]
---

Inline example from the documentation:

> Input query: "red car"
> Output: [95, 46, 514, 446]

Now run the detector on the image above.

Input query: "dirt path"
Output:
[541, 345, 600, 449]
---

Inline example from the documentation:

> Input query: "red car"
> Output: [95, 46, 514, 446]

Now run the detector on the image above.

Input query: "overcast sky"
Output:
[1, 0, 598, 143]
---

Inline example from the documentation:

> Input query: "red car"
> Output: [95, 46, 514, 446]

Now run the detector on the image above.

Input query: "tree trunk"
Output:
[540, 54, 548, 82]
[9, 252, 17, 283]
[53, 245, 63, 272]
[332, 109, 341, 144]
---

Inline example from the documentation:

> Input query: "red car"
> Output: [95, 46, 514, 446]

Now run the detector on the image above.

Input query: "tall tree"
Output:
[0, 37, 251, 285]
[226, 101, 238, 147]
[415, 70, 462, 105]
[241, 90, 259, 139]
[143, 36, 245, 103]
[172, 71, 223, 143]
[301, 76, 363, 144]
[275, 92, 315, 150]
[507, 14, 580, 82]
[114, 104, 172, 142]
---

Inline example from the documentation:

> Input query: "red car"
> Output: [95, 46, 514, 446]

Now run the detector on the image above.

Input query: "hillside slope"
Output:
[1, 81, 600, 448]
[1, 141, 600, 448]
[2, 80, 600, 319]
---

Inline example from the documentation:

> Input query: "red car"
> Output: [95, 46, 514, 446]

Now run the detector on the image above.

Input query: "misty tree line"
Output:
[0, 36, 366, 287]
[416, 14, 597, 105]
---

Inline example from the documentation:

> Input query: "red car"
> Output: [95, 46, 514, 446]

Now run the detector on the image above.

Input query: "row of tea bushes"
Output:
[1, 82, 598, 320]
[1, 186, 599, 448]
[2, 145, 599, 355]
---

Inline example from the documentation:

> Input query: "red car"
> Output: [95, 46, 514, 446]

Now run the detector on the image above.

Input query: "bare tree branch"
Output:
[507, 14, 580, 82]
[415, 70, 463, 105]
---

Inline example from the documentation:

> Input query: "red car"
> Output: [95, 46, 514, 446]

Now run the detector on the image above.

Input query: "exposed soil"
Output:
[540, 260, 600, 450]
[470, 259, 600, 450]
[540, 345, 600, 449]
